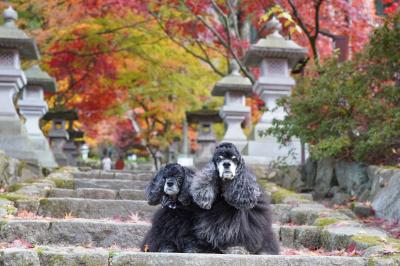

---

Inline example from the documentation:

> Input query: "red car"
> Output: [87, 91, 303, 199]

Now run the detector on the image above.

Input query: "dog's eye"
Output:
[219, 155, 224, 159]
[231, 156, 236, 159]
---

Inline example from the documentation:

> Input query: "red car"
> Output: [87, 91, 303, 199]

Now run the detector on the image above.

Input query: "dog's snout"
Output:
[223, 162, 231, 168]
[166, 181, 174, 187]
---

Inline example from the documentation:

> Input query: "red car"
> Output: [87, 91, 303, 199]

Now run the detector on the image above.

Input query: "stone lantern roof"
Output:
[25, 65, 57, 93]
[42, 110, 79, 121]
[0, 7, 40, 60]
[186, 110, 222, 123]
[211, 61, 253, 97]
[244, 17, 307, 68]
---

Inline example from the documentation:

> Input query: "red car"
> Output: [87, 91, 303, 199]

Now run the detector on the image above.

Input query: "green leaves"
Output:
[267, 13, 400, 165]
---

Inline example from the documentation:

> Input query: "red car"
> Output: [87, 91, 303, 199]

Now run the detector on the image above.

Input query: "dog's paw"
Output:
[221, 246, 250, 255]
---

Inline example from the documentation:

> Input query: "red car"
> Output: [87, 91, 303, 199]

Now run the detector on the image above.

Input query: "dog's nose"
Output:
[166, 181, 174, 187]
[223, 162, 231, 168]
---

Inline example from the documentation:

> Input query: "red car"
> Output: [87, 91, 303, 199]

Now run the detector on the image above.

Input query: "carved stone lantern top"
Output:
[0, 6, 39, 60]
[211, 61, 253, 97]
[244, 16, 307, 68]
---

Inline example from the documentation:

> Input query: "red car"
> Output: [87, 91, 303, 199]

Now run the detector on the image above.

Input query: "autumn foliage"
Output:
[3, 0, 385, 159]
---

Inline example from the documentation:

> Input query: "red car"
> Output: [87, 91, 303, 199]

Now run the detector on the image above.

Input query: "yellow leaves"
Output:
[259, 4, 302, 34]
[73, 22, 102, 34]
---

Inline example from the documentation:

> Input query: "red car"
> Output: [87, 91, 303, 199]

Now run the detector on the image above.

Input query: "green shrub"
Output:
[266, 13, 400, 165]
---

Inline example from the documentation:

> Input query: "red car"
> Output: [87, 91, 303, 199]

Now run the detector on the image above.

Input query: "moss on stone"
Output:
[351, 235, 384, 246]
[313, 217, 341, 227]
[368, 255, 400, 266]
[0, 193, 29, 202]
[259, 180, 309, 203]
[108, 251, 117, 259]
[51, 178, 74, 189]
[367, 258, 376, 266]
[7, 183, 24, 192]
[47, 254, 67, 265]
[35, 247, 44, 256]
[272, 189, 298, 203]
[3, 205, 17, 215]
[17, 161, 26, 177]
[39, 198, 49, 206]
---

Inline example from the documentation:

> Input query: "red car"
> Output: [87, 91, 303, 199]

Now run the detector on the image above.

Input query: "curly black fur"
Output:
[190, 143, 280, 254]
[141, 163, 213, 253]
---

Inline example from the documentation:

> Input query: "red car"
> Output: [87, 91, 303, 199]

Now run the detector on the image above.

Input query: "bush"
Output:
[267, 13, 400, 165]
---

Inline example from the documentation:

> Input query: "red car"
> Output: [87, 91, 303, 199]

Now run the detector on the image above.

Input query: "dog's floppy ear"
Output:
[146, 167, 165, 205]
[222, 160, 260, 209]
[177, 167, 194, 206]
[190, 162, 219, 209]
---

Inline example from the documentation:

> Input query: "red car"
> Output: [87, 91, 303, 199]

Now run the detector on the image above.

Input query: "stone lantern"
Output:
[43, 110, 77, 166]
[211, 61, 252, 151]
[0, 7, 40, 162]
[244, 17, 307, 164]
[186, 110, 222, 167]
[18, 65, 58, 168]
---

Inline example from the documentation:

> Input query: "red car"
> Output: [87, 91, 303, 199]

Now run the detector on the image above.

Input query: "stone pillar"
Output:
[243, 17, 308, 164]
[18, 65, 58, 168]
[0, 7, 40, 163]
[187, 110, 222, 167]
[211, 61, 252, 151]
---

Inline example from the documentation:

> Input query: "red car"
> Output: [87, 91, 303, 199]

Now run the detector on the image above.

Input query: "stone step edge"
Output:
[0, 247, 369, 266]
[47, 188, 145, 200]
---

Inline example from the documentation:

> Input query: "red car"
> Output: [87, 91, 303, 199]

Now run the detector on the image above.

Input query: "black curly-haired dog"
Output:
[190, 142, 280, 255]
[141, 163, 212, 253]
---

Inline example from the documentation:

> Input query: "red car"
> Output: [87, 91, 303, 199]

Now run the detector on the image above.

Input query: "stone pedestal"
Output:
[64, 129, 83, 166]
[212, 62, 252, 152]
[0, 63, 37, 163]
[18, 65, 58, 168]
[63, 140, 78, 166]
[243, 17, 308, 165]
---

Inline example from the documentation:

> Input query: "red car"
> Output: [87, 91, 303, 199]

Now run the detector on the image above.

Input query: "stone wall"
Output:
[0, 150, 42, 190]
[302, 158, 400, 222]
[262, 158, 400, 222]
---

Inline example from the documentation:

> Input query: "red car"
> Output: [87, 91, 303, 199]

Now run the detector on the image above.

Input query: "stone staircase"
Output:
[0, 167, 396, 265]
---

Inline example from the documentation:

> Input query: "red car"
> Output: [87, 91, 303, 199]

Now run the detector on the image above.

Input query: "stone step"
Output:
[279, 222, 393, 252]
[0, 247, 368, 266]
[0, 219, 150, 248]
[111, 252, 367, 266]
[74, 179, 148, 190]
[72, 170, 153, 181]
[48, 188, 146, 200]
[35, 198, 156, 220]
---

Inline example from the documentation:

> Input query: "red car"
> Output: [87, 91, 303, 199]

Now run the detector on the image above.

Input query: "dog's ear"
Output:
[222, 164, 260, 209]
[177, 167, 194, 206]
[146, 167, 165, 205]
[190, 162, 219, 209]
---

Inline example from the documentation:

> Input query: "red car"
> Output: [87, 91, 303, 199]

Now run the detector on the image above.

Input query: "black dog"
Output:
[141, 163, 212, 253]
[190, 142, 280, 255]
